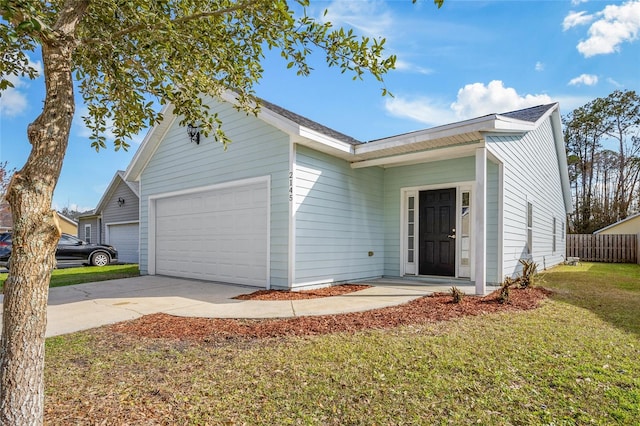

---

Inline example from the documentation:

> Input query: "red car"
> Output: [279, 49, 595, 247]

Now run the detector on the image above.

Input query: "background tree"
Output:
[0, 0, 444, 423]
[0, 162, 14, 198]
[0, 162, 15, 230]
[602, 90, 640, 220]
[564, 90, 640, 233]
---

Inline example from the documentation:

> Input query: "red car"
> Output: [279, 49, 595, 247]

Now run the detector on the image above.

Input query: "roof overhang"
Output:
[125, 93, 357, 181]
[96, 170, 140, 213]
[350, 113, 536, 169]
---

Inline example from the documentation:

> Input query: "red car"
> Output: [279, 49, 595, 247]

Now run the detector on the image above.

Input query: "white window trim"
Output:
[84, 224, 92, 243]
[400, 181, 475, 279]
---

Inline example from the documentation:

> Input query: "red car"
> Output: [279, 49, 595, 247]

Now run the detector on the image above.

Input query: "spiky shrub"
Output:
[450, 286, 465, 304]
[499, 277, 517, 304]
[518, 259, 538, 288]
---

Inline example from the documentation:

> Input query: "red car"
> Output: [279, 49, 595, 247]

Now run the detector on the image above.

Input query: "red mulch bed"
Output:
[109, 286, 551, 342]
[233, 284, 372, 300]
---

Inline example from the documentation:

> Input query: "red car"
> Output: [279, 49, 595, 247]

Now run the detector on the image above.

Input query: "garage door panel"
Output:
[107, 223, 139, 264]
[155, 180, 268, 287]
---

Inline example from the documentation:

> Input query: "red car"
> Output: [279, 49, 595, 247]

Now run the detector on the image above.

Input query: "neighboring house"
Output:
[56, 212, 78, 235]
[77, 210, 100, 244]
[0, 201, 11, 232]
[0, 200, 77, 235]
[125, 94, 572, 295]
[593, 213, 640, 235]
[77, 171, 140, 263]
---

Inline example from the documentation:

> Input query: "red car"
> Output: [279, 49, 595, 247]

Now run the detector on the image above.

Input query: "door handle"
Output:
[448, 234, 456, 239]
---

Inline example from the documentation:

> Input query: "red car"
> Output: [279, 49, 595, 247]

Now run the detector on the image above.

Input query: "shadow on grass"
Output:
[540, 263, 640, 338]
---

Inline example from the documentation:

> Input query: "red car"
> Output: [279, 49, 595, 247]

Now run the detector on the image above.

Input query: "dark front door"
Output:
[419, 188, 456, 276]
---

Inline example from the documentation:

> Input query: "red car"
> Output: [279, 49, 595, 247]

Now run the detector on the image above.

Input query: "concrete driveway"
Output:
[0, 276, 475, 337]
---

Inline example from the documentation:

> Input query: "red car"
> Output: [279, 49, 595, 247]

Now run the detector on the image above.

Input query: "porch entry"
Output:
[419, 189, 456, 276]
[403, 185, 471, 279]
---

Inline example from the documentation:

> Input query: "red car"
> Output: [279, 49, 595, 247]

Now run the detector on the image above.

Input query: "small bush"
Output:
[518, 259, 538, 288]
[450, 286, 465, 303]
[499, 277, 517, 304]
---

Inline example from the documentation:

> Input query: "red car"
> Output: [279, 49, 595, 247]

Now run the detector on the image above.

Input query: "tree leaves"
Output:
[66, 0, 413, 150]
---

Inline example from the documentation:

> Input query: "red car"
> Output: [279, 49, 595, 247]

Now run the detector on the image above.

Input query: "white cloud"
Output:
[450, 81, 553, 121]
[0, 84, 28, 117]
[576, 0, 640, 57]
[572, 0, 589, 5]
[322, 0, 394, 38]
[606, 77, 623, 87]
[535, 61, 545, 72]
[563, 10, 594, 31]
[384, 80, 553, 126]
[0, 60, 42, 117]
[385, 96, 457, 126]
[394, 60, 433, 75]
[568, 73, 599, 86]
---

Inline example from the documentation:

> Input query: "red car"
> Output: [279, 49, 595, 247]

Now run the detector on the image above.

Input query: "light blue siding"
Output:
[139, 100, 290, 287]
[294, 146, 384, 287]
[383, 157, 475, 276]
[486, 160, 500, 284]
[487, 117, 567, 277]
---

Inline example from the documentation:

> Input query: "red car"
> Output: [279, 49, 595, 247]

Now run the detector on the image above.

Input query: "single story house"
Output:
[0, 201, 77, 235]
[125, 93, 572, 295]
[55, 212, 79, 235]
[593, 212, 640, 235]
[77, 170, 140, 263]
[0, 201, 12, 232]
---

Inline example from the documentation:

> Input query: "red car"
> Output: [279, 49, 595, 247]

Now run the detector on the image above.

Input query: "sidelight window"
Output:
[407, 196, 415, 263]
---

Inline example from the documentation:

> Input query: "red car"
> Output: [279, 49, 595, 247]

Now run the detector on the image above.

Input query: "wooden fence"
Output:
[566, 234, 638, 263]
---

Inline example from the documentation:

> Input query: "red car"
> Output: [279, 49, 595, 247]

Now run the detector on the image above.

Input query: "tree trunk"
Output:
[0, 39, 76, 425]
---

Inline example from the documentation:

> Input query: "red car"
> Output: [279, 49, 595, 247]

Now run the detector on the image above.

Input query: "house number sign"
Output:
[289, 171, 293, 201]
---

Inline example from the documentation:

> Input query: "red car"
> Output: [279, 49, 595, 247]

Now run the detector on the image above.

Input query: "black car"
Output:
[0, 232, 118, 267]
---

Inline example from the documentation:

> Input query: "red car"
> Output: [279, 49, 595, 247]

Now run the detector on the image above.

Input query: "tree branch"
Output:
[82, 0, 256, 46]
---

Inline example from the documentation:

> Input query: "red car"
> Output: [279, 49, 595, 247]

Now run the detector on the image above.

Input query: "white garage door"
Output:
[107, 223, 139, 264]
[154, 180, 269, 287]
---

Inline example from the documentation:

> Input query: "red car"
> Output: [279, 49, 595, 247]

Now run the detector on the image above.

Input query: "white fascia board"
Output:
[550, 108, 574, 214]
[357, 115, 537, 157]
[94, 171, 122, 213]
[116, 170, 140, 198]
[256, 106, 301, 136]
[297, 128, 355, 154]
[593, 212, 640, 234]
[356, 115, 498, 156]
[351, 142, 484, 169]
[124, 103, 176, 182]
[257, 107, 354, 155]
[222, 91, 354, 155]
[493, 116, 537, 131]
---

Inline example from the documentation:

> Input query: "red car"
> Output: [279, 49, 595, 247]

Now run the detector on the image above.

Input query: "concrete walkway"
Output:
[0, 276, 478, 337]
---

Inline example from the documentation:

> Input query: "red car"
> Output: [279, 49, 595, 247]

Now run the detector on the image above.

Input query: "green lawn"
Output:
[0, 264, 140, 290]
[44, 262, 640, 425]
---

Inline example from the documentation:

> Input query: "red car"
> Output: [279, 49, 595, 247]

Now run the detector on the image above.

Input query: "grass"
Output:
[44, 262, 640, 425]
[0, 264, 140, 289]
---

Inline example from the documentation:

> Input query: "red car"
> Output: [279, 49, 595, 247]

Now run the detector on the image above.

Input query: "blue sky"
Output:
[1, 0, 639, 212]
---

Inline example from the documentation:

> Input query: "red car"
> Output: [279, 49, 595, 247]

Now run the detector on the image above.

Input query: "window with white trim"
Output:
[84, 224, 91, 244]
[407, 196, 415, 264]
